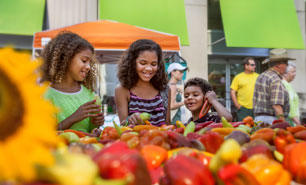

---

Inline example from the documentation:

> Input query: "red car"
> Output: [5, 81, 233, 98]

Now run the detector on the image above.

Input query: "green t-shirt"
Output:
[44, 85, 97, 133]
[282, 80, 299, 119]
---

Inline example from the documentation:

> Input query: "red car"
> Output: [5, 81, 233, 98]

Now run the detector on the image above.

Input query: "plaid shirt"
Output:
[253, 69, 289, 117]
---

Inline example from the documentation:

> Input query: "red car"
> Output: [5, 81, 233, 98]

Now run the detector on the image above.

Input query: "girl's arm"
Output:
[115, 85, 143, 125]
[58, 117, 75, 130]
[205, 91, 233, 122]
[115, 86, 144, 125]
[169, 85, 184, 110]
[58, 100, 100, 130]
[292, 117, 301, 125]
[115, 85, 129, 125]
[165, 88, 171, 125]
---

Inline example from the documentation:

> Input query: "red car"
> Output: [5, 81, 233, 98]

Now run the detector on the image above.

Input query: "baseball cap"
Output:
[167, 63, 188, 74]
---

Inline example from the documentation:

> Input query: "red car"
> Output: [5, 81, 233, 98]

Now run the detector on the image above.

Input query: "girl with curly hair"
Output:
[41, 31, 104, 132]
[115, 39, 170, 126]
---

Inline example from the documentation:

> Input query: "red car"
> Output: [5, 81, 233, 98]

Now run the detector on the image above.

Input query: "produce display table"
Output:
[47, 118, 306, 185]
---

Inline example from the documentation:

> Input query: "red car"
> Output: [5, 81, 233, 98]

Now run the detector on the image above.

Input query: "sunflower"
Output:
[0, 48, 58, 182]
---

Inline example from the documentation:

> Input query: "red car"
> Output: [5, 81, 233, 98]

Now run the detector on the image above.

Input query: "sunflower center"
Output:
[0, 69, 24, 141]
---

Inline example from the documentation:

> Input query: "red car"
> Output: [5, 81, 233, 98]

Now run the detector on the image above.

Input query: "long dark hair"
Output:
[117, 39, 168, 91]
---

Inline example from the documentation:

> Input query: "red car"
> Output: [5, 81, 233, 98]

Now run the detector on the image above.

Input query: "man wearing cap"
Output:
[253, 48, 292, 124]
[230, 57, 259, 121]
[167, 63, 188, 124]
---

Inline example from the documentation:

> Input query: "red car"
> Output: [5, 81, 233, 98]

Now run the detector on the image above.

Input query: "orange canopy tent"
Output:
[33, 20, 180, 63]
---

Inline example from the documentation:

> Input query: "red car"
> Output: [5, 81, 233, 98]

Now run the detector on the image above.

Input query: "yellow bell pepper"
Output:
[209, 139, 241, 174]
[121, 126, 132, 132]
[210, 128, 235, 138]
[242, 154, 291, 185]
[176, 120, 186, 129]
[133, 125, 158, 132]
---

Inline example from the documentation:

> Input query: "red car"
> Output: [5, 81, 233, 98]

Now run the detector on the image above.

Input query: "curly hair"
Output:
[40, 31, 97, 91]
[117, 39, 168, 91]
[184, 77, 212, 95]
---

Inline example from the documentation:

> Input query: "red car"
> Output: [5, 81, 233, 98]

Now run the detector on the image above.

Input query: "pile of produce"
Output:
[2, 48, 304, 185]
[34, 115, 306, 185]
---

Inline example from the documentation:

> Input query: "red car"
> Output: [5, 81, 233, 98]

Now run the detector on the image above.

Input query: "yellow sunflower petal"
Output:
[0, 48, 58, 182]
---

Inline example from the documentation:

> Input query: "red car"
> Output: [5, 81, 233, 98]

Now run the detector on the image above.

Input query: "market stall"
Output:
[32, 20, 181, 63]
[33, 20, 181, 114]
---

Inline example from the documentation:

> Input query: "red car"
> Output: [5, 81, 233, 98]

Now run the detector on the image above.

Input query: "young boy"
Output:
[184, 77, 232, 124]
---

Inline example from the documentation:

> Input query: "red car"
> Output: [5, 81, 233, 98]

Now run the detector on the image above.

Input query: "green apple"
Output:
[140, 112, 151, 121]
[94, 94, 102, 106]
[93, 94, 102, 114]
[59, 132, 79, 143]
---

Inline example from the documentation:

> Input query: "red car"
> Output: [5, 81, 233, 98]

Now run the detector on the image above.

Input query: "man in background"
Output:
[231, 57, 259, 121]
[253, 49, 292, 125]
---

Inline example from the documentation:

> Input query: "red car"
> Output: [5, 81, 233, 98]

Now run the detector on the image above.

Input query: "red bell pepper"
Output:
[218, 164, 260, 185]
[94, 141, 151, 185]
[230, 121, 245, 128]
[174, 127, 184, 134]
[274, 129, 295, 154]
[189, 151, 212, 167]
[93, 141, 139, 161]
[272, 119, 284, 125]
[283, 142, 306, 183]
[160, 155, 215, 185]
[207, 123, 223, 128]
[100, 126, 120, 140]
[239, 140, 273, 162]
[166, 131, 191, 149]
[149, 166, 164, 185]
[96, 153, 151, 185]
[186, 132, 201, 140]
[198, 131, 224, 154]
[139, 129, 171, 150]
[194, 121, 215, 131]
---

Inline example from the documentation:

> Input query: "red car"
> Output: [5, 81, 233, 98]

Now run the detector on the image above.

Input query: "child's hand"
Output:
[128, 113, 143, 125]
[205, 91, 218, 104]
[90, 112, 104, 127]
[70, 100, 101, 123]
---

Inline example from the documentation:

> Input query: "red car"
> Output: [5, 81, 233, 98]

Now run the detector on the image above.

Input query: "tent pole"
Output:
[32, 48, 36, 59]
